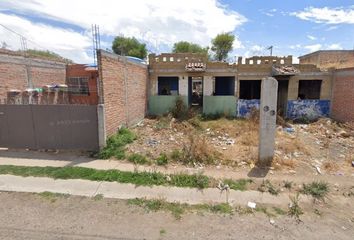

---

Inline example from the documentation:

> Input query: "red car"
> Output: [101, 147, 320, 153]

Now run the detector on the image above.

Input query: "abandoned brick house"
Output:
[148, 53, 336, 120]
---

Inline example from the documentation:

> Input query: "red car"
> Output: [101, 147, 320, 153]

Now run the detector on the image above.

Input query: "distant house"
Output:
[66, 64, 99, 105]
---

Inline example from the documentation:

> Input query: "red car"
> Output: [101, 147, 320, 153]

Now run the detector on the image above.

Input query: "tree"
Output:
[172, 41, 208, 55]
[211, 32, 235, 61]
[112, 36, 147, 59]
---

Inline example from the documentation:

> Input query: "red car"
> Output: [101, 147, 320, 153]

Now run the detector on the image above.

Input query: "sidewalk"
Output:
[0, 149, 352, 186]
[0, 174, 298, 206]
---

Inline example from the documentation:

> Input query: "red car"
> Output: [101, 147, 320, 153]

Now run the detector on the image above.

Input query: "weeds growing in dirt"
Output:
[288, 193, 303, 222]
[301, 181, 329, 200]
[99, 128, 136, 159]
[156, 153, 168, 166]
[170, 149, 183, 161]
[93, 194, 104, 201]
[258, 180, 280, 195]
[209, 203, 233, 214]
[128, 153, 149, 165]
[273, 207, 286, 215]
[38, 191, 70, 202]
[180, 133, 218, 165]
[284, 181, 293, 190]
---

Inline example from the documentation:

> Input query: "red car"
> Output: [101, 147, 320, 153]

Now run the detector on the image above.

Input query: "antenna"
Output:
[92, 24, 101, 66]
[267, 46, 273, 56]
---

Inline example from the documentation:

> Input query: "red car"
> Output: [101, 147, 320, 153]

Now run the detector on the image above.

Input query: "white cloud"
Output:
[303, 43, 343, 53]
[261, 8, 277, 17]
[327, 43, 343, 50]
[290, 44, 302, 49]
[291, 6, 354, 24]
[0, 0, 247, 63]
[304, 44, 322, 52]
[0, 13, 92, 63]
[307, 35, 316, 40]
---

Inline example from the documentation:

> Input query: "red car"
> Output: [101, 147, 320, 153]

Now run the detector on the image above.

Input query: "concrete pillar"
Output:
[97, 104, 106, 149]
[203, 76, 213, 96]
[179, 76, 188, 96]
[258, 77, 278, 164]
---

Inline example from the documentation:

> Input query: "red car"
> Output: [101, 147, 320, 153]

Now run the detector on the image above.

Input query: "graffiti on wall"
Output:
[237, 99, 260, 117]
[287, 100, 330, 120]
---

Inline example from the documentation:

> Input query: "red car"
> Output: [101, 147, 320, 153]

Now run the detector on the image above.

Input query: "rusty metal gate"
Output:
[0, 105, 99, 150]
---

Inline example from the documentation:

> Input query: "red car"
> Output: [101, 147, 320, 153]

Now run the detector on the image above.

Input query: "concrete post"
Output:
[97, 104, 106, 149]
[179, 76, 188, 96]
[258, 77, 278, 164]
[203, 76, 213, 96]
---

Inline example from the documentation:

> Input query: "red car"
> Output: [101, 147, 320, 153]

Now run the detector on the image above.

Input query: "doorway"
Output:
[277, 80, 289, 117]
[188, 76, 203, 106]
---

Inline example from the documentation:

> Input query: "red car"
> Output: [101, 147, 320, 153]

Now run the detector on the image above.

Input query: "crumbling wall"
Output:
[98, 50, 148, 136]
[0, 53, 66, 101]
[331, 68, 354, 122]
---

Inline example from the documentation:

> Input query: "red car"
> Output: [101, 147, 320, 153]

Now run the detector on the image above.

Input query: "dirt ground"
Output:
[0, 191, 352, 240]
[126, 116, 354, 176]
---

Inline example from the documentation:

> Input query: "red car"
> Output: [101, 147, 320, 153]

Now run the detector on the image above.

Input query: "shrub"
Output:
[156, 153, 168, 166]
[170, 96, 188, 120]
[301, 181, 329, 200]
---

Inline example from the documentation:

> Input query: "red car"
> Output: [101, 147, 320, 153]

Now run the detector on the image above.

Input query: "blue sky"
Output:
[0, 0, 353, 63]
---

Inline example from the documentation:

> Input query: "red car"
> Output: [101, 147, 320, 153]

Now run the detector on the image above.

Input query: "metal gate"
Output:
[0, 105, 99, 150]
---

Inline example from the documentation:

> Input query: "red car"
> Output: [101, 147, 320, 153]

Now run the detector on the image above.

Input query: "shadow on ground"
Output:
[0, 148, 96, 165]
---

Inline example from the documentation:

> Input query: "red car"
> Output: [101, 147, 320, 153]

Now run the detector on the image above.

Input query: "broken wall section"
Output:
[97, 50, 148, 137]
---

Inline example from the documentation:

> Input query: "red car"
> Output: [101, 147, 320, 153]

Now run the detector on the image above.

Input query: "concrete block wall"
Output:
[331, 68, 354, 122]
[98, 50, 148, 136]
[0, 53, 66, 100]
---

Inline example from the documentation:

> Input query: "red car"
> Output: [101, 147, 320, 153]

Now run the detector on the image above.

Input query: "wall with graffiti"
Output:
[287, 100, 330, 120]
[236, 99, 260, 117]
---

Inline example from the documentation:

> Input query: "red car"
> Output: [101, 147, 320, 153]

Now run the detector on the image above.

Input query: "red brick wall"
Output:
[66, 64, 99, 105]
[98, 50, 148, 136]
[0, 53, 66, 101]
[331, 68, 354, 122]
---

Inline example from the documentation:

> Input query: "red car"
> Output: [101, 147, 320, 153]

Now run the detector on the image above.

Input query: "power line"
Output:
[0, 23, 51, 51]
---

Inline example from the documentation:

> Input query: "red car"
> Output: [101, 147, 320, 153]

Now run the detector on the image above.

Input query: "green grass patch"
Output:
[0, 165, 213, 189]
[156, 153, 168, 166]
[127, 198, 234, 219]
[99, 128, 136, 159]
[301, 181, 329, 200]
[209, 203, 233, 214]
[128, 153, 148, 165]
[273, 207, 286, 215]
[223, 178, 253, 191]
